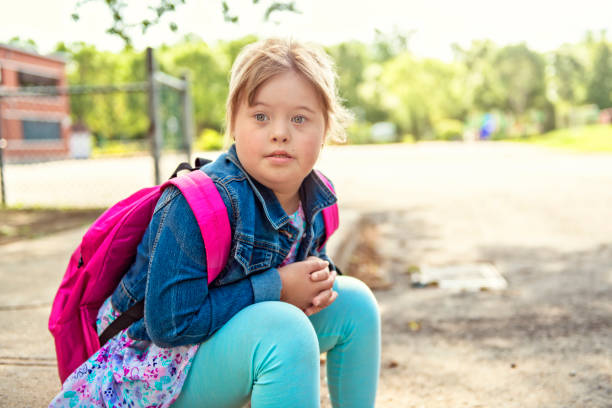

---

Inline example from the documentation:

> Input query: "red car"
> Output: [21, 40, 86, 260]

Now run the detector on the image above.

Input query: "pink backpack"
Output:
[48, 164, 339, 383]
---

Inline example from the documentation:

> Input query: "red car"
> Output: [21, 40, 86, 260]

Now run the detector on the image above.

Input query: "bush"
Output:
[401, 133, 416, 143]
[92, 139, 148, 157]
[433, 119, 464, 141]
[345, 122, 373, 144]
[195, 128, 224, 151]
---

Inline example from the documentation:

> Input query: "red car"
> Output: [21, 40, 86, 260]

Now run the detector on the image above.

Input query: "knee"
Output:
[252, 301, 319, 356]
[335, 276, 380, 330]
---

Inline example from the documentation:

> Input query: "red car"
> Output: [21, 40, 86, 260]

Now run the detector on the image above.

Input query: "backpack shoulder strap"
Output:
[314, 170, 339, 249]
[166, 170, 231, 284]
[99, 169, 231, 349]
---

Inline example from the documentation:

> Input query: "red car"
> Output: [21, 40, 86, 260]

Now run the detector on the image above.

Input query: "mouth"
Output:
[266, 151, 293, 159]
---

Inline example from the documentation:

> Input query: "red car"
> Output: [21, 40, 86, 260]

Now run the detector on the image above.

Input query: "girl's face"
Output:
[233, 70, 326, 203]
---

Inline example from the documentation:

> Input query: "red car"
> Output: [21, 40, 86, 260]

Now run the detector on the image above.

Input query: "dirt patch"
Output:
[340, 216, 393, 290]
[0, 208, 103, 245]
[335, 211, 612, 408]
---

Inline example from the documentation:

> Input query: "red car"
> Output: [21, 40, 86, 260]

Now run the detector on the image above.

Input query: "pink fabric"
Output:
[166, 171, 230, 284]
[315, 170, 339, 250]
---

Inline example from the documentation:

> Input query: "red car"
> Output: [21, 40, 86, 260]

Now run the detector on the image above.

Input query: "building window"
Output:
[18, 71, 58, 87]
[22, 120, 61, 140]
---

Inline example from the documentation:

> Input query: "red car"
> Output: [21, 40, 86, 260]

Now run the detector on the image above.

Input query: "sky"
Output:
[1, 0, 612, 60]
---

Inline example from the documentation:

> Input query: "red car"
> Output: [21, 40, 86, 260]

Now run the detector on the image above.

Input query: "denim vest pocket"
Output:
[234, 236, 274, 274]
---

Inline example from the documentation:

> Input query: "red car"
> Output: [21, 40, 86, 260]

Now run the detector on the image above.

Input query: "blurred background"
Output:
[0, 0, 611, 208]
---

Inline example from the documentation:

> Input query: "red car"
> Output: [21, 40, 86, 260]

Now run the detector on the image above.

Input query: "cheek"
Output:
[301, 135, 323, 162]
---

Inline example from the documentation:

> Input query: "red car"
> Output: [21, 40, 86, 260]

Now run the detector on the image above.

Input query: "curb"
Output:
[326, 207, 362, 272]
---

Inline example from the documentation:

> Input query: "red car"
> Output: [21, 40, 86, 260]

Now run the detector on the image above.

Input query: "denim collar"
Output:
[225, 144, 337, 230]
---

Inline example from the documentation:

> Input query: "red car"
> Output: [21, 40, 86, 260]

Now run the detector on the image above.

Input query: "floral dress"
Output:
[49, 203, 307, 408]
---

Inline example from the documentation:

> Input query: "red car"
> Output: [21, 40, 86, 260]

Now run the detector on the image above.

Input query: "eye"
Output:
[254, 113, 268, 121]
[292, 115, 306, 124]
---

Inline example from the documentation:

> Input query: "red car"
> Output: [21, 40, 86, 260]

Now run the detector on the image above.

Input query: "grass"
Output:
[92, 140, 148, 158]
[516, 124, 612, 153]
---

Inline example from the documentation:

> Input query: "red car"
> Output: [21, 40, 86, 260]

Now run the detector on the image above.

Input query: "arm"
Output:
[144, 187, 281, 348]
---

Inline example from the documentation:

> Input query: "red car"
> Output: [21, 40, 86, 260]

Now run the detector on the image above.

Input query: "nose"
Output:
[270, 120, 290, 143]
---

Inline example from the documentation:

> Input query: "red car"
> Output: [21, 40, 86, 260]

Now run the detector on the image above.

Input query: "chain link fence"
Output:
[0, 48, 196, 208]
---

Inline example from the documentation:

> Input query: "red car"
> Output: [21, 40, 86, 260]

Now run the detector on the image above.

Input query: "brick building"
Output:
[0, 44, 71, 161]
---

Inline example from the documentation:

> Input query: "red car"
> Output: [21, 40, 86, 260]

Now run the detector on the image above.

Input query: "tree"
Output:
[379, 53, 466, 140]
[493, 44, 548, 116]
[551, 45, 587, 105]
[371, 28, 413, 63]
[452, 40, 502, 112]
[58, 42, 149, 142]
[326, 41, 378, 121]
[71, 0, 299, 47]
[7, 36, 38, 53]
[158, 37, 235, 133]
[586, 40, 612, 109]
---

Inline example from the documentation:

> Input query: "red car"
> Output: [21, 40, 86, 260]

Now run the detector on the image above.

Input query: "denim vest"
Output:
[109, 145, 337, 346]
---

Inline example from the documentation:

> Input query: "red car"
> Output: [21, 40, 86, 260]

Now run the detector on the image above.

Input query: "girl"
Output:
[50, 38, 380, 408]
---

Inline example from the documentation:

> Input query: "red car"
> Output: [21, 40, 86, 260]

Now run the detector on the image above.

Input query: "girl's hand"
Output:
[305, 256, 338, 316]
[278, 258, 334, 312]
[304, 287, 337, 316]
[308, 256, 331, 282]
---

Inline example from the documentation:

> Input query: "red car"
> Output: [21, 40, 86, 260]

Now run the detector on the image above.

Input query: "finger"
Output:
[319, 290, 338, 308]
[306, 291, 338, 315]
[304, 305, 316, 316]
[312, 288, 333, 307]
[305, 257, 328, 272]
[309, 266, 330, 282]
[323, 269, 337, 285]
[313, 271, 335, 292]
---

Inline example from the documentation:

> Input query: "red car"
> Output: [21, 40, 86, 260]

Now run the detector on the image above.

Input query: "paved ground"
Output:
[1, 142, 611, 407]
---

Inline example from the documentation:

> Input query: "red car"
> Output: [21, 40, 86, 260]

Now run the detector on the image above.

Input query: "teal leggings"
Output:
[172, 276, 381, 408]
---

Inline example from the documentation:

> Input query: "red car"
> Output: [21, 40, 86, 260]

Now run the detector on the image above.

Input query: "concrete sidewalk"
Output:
[0, 227, 87, 407]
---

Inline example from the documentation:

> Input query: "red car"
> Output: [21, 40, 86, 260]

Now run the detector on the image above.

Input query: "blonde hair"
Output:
[225, 38, 352, 144]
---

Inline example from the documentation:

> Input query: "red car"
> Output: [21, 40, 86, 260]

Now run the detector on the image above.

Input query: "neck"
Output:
[275, 190, 300, 214]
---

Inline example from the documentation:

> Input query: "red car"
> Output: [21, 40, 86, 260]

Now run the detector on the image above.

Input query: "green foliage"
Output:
[218, 35, 259, 66]
[378, 54, 467, 140]
[401, 133, 416, 143]
[7, 36, 38, 52]
[51, 28, 612, 148]
[326, 42, 369, 115]
[587, 41, 612, 109]
[195, 128, 224, 151]
[63, 43, 149, 142]
[519, 124, 612, 152]
[158, 39, 230, 132]
[345, 122, 373, 145]
[551, 44, 587, 105]
[494, 44, 548, 114]
[458, 42, 548, 117]
[434, 119, 464, 141]
[92, 139, 148, 157]
[71, 0, 297, 48]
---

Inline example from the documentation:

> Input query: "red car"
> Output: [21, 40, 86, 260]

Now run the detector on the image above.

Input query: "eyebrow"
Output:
[251, 101, 317, 114]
